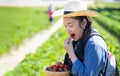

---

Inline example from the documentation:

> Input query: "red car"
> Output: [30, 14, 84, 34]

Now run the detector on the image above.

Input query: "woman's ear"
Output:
[81, 18, 87, 30]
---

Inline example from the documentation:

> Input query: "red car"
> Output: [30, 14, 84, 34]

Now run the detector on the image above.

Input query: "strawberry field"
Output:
[0, 7, 50, 55]
[94, 8, 120, 38]
[1, 2, 120, 76]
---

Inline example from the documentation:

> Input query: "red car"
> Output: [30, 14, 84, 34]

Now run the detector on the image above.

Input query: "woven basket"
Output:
[45, 70, 70, 76]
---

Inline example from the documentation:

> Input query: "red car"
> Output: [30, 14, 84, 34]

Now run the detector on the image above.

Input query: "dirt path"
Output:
[0, 18, 63, 76]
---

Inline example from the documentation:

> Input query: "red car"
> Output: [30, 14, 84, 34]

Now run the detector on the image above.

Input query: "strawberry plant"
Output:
[0, 7, 50, 55]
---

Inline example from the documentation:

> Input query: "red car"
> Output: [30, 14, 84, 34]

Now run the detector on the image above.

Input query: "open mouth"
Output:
[70, 34, 75, 38]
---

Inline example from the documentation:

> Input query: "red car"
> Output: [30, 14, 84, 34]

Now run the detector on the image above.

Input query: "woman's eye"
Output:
[69, 25, 73, 27]
[65, 25, 67, 28]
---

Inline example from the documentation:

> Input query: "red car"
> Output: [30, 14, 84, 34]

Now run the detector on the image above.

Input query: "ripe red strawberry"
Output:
[55, 63, 60, 68]
[63, 65, 69, 71]
[46, 62, 70, 72]
[52, 65, 57, 70]
[70, 34, 75, 38]
[55, 62, 63, 70]
[59, 63, 64, 68]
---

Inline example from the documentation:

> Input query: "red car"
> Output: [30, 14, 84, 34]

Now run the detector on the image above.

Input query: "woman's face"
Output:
[63, 17, 85, 41]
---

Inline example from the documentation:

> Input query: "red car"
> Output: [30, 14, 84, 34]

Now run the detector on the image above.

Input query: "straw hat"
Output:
[52, 0, 98, 17]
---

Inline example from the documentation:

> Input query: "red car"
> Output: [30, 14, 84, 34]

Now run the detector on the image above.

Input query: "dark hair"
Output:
[72, 16, 93, 61]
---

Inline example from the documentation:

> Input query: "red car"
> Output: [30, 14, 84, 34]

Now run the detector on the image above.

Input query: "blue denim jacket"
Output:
[71, 30, 107, 76]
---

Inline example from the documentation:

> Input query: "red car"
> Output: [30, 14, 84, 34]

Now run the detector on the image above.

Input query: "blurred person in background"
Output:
[48, 4, 55, 26]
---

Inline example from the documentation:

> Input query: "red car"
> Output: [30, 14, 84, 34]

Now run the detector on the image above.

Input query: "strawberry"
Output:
[46, 62, 70, 72]
[59, 63, 64, 68]
[52, 65, 57, 71]
[70, 34, 75, 38]
[63, 65, 69, 71]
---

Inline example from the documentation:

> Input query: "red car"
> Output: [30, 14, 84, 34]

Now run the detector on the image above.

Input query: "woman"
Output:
[63, 16, 107, 76]
[52, 0, 116, 76]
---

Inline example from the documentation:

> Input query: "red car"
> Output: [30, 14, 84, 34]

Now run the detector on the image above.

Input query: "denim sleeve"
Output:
[71, 36, 107, 76]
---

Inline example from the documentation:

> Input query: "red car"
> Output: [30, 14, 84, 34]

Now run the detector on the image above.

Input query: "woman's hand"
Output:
[63, 38, 78, 63]
[63, 38, 74, 54]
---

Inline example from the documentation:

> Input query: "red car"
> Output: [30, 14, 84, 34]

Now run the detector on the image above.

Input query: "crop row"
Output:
[94, 13, 120, 38]
[91, 8, 120, 22]
[0, 7, 50, 55]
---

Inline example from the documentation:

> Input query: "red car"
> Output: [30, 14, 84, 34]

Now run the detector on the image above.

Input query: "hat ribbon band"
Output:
[64, 11, 73, 15]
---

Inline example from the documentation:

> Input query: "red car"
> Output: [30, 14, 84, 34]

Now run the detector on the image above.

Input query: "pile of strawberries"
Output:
[46, 62, 70, 72]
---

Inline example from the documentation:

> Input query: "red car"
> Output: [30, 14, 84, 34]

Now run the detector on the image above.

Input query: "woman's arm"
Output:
[71, 37, 107, 76]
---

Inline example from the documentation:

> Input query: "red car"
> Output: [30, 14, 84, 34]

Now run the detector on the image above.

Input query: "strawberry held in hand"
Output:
[46, 62, 70, 72]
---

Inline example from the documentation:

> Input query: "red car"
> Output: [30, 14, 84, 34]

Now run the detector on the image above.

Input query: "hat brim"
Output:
[52, 9, 98, 17]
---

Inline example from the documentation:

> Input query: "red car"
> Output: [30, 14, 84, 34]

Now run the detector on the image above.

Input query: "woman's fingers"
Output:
[64, 37, 73, 46]
[65, 37, 71, 44]
[63, 37, 73, 52]
[64, 38, 70, 51]
[67, 37, 71, 44]
[64, 39, 68, 45]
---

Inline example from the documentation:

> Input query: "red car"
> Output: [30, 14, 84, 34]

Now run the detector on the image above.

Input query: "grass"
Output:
[0, 7, 50, 55]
